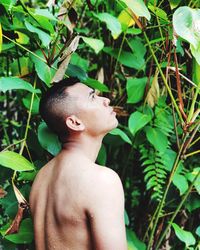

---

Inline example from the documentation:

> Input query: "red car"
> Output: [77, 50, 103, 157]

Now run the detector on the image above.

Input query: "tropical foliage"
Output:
[0, 0, 200, 249]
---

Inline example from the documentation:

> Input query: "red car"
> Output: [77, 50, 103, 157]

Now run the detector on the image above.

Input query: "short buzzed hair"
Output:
[39, 77, 80, 139]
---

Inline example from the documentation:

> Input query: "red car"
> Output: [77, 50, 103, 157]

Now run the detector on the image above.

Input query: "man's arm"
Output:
[87, 167, 127, 250]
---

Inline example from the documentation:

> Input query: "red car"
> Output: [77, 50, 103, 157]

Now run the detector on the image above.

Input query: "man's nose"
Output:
[103, 97, 110, 107]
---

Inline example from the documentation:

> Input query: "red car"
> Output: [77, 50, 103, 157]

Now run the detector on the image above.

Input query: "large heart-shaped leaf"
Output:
[126, 77, 147, 104]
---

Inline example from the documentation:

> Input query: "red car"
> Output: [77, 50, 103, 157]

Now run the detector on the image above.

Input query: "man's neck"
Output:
[62, 134, 103, 163]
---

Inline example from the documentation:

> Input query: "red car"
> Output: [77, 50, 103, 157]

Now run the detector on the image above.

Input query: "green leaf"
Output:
[96, 144, 107, 165]
[190, 43, 200, 65]
[30, 50, 56, 86]
[66, 64, 88, 81]
[172, 173, 188, 195]
[22, 93, 40, 114]
[83, 77, 109, 92]
[120, 0, 151, 21]
[169, 0, 182, 9]
[109, 128, 132, 145]
[128, 111, 152, 135]
[25, 20, 52, 47]
[4, 218, 33, 244]
[81, 36, 104, 54]
[171, 223, 196, 247]
[148, 4, 168, 21]
[38, 122, 61, 156]
[124, 210, 130, 226]
[103, 47, 145, 70]
[0, 151, 34, 171]
[196, 226, 200, 237]
[145, 127, 168, 152]
[70, 53, 89, 71]
[93, 12, 122, 39]
[126, 77, 147, 104]
[0, 77, 40, 93]
[173, 7, 200, 49]
[186, 168, 200, 194]
[126, 228, 146, 250]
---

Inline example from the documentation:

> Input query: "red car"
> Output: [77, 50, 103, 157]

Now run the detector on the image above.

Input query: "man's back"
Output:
[30, 150, 127, 250]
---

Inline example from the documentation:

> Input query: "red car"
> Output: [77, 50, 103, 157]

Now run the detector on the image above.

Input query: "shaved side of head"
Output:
[39, 77, 80, 140]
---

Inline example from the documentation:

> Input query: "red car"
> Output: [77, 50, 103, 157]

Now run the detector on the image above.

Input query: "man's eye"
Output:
[92, 94, 96, 99]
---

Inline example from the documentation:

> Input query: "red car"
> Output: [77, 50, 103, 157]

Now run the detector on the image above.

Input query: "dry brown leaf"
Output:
[5, 204, 26, 235]
[0, 187, 7, 198]
[52, 35, 80, 83]
[146, 69, 160, 108]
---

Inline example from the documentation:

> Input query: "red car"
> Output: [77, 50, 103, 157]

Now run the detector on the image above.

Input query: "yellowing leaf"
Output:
[15, 31, 30, 45]
[0, 23, 2, 53]
[118, 8, 135, 31]
[146, 70, 160, 108]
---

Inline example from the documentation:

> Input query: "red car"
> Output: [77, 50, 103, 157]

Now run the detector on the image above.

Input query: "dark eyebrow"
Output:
[89, 89, 95, 97]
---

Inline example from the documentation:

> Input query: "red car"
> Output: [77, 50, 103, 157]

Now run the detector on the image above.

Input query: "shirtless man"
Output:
[30, 77, 127, 250]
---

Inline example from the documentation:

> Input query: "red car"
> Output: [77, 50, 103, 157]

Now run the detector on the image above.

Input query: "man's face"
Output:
[68, 83, 118, 136]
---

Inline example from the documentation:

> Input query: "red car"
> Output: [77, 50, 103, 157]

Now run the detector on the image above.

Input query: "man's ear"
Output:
[65, 115, 85, 131]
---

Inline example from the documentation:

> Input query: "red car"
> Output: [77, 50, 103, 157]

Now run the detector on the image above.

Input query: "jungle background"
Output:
[0, 0, 200, 249]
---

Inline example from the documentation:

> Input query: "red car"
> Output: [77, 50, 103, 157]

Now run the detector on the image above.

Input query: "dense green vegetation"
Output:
[0, 0, 200, 249]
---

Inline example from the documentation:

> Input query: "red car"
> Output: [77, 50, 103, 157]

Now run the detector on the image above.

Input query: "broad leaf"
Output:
[103, 47, 145, 70]
[126, 228, 146, 250]
[169, 0, 182, 10]
[30, 50, 56, 86]
[173, 7, 200, 50]
[0, 77, 40, 93]
[81, 36, 104, 54]
[25, 20, 52, 47]
[173, 173, 188, 195]
[83, 77, 109, 92]
[38, 122, 61, 156]
[109, 128, 132, 144]
[0, 151, 34, 171]
[66, 64, 88, 81]
[186, 168, 200, 194]
[120, 0, 151, 21]
[145, 127, 168, 152]
[171, 223, 196, 247]
[128, 111, 152, 135]
[4, 219, 33, 244]
[93, 12, 122, 39]
[126, 77, 147, 104]
[118, 8, 135, 31]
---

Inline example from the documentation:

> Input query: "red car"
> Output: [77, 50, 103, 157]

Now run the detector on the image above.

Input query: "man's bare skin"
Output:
[30, 81, 127, 250]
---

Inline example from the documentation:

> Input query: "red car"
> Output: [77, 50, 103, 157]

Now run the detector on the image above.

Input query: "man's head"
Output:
[39, 77, 118, 141]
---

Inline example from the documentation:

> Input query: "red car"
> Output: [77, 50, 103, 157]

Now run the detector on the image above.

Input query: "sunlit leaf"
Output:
[81, 36, 104, 54]
[0, 151, 34, 171]
[0, 77, 40, 93]
[173, 7, 200, 49]
[120, 0, 151, 21]
[15, 31, 29, 44]
[128, 111, 152, 135]
[169, 0, 182, 10]
[118, 8, 135, 31]
[171, 223, 196, 247]
[93, 12, 122, 39]
[126, 228, 146, 250]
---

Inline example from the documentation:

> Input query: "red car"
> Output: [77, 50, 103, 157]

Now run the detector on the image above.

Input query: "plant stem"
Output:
[146, 134, 188, 250]
[184, 150, 200, 158]
[155, 169, 200, 250]
[143, 31, 184, 124]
